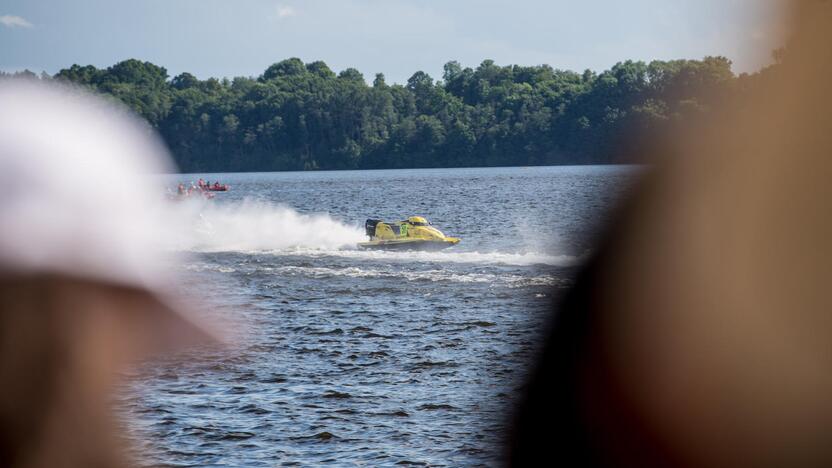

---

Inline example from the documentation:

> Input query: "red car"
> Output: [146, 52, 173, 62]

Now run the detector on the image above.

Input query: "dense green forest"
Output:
[2, 57, 769, 172]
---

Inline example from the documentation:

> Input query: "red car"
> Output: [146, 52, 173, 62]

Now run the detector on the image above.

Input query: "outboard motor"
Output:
[365, 219, 381, 238]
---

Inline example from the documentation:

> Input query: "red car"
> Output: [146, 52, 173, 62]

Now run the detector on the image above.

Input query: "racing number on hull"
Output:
[400, 223, 408, 237]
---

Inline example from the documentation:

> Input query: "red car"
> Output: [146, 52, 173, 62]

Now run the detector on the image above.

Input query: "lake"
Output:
[120, 165, 637, 467]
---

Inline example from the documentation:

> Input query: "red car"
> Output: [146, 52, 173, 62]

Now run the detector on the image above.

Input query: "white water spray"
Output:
[158, 199, 582, 266]
[162, 199, 365, 252]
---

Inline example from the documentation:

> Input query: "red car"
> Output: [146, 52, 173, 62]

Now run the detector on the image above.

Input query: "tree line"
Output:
[1, 57, 773, 172]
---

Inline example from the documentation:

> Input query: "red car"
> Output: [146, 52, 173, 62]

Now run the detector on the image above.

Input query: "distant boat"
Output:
[205, 183, 229, 192]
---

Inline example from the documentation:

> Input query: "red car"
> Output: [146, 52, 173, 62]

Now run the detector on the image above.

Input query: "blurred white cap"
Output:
[0, 80, 211, 339]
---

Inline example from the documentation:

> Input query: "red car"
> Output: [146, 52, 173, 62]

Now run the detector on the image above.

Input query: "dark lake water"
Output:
[120, 165, 637, 467]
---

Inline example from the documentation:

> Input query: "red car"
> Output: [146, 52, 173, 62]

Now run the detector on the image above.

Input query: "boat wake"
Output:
[163, 199, 365, 252]
[185, 263, 565, 288]
[163, 200, 581, 267]
[269, 247, 581, 267]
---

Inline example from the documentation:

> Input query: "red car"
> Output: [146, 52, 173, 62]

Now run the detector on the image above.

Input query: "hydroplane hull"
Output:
[357, 238, 459, 251]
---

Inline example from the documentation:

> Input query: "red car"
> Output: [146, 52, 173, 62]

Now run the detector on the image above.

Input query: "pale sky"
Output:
[1, 0, 786, 84]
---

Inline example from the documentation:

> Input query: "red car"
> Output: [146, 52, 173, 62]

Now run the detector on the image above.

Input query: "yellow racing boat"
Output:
[358, 216, 460, 251]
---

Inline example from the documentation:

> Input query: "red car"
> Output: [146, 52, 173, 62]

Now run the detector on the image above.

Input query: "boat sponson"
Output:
[357, 238, 459, 251]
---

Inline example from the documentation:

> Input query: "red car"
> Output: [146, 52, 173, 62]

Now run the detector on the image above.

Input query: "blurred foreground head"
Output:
[510, 1, 832, 467]
[0, 81, 210, 468]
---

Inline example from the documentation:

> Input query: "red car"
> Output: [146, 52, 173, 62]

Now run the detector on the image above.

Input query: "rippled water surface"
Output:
[120, 166, 637, 467]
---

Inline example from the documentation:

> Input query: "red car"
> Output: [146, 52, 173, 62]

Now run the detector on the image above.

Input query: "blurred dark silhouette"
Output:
[508, 1, 832, 466]
[0, 276, 203, 468]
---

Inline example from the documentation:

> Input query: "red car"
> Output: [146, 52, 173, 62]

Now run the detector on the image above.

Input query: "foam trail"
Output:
[281, 247, 583, 267]
[186, 263, 565, 287]
[157, 199, 581, 267]
[162, 199, 365, 252]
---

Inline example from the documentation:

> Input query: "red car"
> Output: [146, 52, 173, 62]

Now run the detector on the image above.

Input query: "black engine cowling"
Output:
[365, 219, 381, 238]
